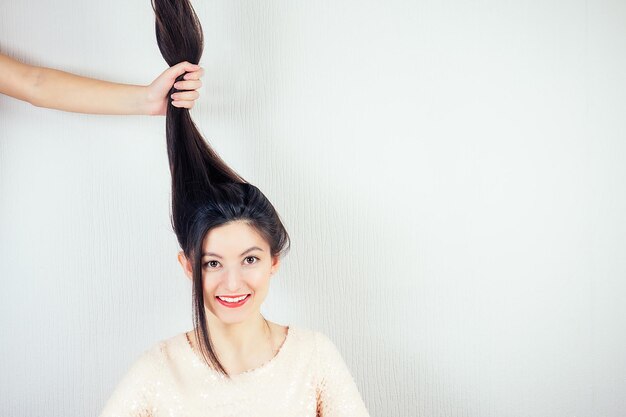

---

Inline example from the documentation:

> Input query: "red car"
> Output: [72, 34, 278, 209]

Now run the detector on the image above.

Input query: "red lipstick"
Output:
[215, 294, 251, 308]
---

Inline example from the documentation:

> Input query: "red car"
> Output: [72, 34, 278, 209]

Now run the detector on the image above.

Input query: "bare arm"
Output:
[0, 53, 203, 115]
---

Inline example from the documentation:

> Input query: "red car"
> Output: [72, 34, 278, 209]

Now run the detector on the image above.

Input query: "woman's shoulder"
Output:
[291, 327, 352, 370]
[284, 326, 352, 384]
[123, 332, 189, 372]
[282, 325, 344, 362]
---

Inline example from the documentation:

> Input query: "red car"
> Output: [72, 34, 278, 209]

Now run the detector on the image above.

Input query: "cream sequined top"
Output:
[98, 325, 371, 417]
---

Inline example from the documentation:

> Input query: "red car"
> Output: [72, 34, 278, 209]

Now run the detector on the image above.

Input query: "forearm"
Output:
[29, 66, 152, 115]
[1, 53, 200, 116]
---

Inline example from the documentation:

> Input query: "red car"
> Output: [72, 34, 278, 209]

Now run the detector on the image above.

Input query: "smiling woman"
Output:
[96, 0, 370, 416]
[177, 222, 280, 331]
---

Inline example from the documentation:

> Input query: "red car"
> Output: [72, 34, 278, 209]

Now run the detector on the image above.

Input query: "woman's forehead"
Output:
[202, 222, 267, 254]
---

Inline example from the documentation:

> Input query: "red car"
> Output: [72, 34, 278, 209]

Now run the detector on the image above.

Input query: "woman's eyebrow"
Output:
[202, 246, 264, 259]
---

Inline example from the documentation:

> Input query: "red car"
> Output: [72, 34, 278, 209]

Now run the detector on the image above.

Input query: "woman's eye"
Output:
[204, 260, 220, 269]
[244, 256, 259, 265]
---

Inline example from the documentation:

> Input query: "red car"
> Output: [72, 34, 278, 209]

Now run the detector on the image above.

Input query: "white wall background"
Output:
[1, 1, 625, 416]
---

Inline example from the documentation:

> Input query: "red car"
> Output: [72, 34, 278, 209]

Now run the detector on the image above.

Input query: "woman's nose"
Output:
[224, 268, 244, 292]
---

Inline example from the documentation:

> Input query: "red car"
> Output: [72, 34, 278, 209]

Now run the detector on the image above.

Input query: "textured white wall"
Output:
[1, 1, 625, 416]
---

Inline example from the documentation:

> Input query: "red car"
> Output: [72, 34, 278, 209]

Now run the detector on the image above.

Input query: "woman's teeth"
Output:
[217, 295, 248, 303]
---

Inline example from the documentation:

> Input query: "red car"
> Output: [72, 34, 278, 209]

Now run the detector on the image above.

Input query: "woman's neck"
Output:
[205, 313, 272, 357]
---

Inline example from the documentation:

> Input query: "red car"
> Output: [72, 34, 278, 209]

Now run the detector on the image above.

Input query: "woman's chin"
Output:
[206, 303, 259, 325]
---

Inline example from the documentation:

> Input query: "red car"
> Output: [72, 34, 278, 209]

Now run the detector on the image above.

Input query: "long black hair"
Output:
[151, 0, 291, 377]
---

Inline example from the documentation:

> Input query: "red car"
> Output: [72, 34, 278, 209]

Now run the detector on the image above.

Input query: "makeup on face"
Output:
[215, 294, 251, 308]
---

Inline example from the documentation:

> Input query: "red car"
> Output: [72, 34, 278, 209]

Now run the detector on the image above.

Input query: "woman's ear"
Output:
[270, 255, 280, 276]
[177, 251, 193, 281]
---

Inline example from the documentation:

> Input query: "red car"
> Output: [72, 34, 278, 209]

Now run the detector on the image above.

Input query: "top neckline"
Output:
[181, 325, 292, 378]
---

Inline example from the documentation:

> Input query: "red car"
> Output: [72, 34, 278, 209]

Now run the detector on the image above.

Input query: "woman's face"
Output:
[178, 220, 280, 326]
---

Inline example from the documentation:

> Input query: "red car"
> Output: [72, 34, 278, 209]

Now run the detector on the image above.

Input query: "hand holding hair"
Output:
[146, 60, 204, 115]
[0, 52, 203, 115]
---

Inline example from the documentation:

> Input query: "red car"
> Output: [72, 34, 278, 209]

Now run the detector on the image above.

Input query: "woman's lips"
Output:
[215, 294, 251, 308]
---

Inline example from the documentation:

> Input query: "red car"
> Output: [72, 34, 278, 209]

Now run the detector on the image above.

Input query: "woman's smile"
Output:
[216, 293, 252, 308]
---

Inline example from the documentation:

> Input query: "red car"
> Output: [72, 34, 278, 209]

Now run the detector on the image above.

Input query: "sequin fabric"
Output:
[98, 325, 370, 417]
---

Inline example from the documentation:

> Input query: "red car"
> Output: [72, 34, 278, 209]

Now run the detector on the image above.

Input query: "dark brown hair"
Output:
[151, 0, 291, 377]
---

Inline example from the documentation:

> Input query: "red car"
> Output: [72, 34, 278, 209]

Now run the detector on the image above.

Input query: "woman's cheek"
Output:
[201, 272, 221, 293]
[249, 270, 270, 286]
